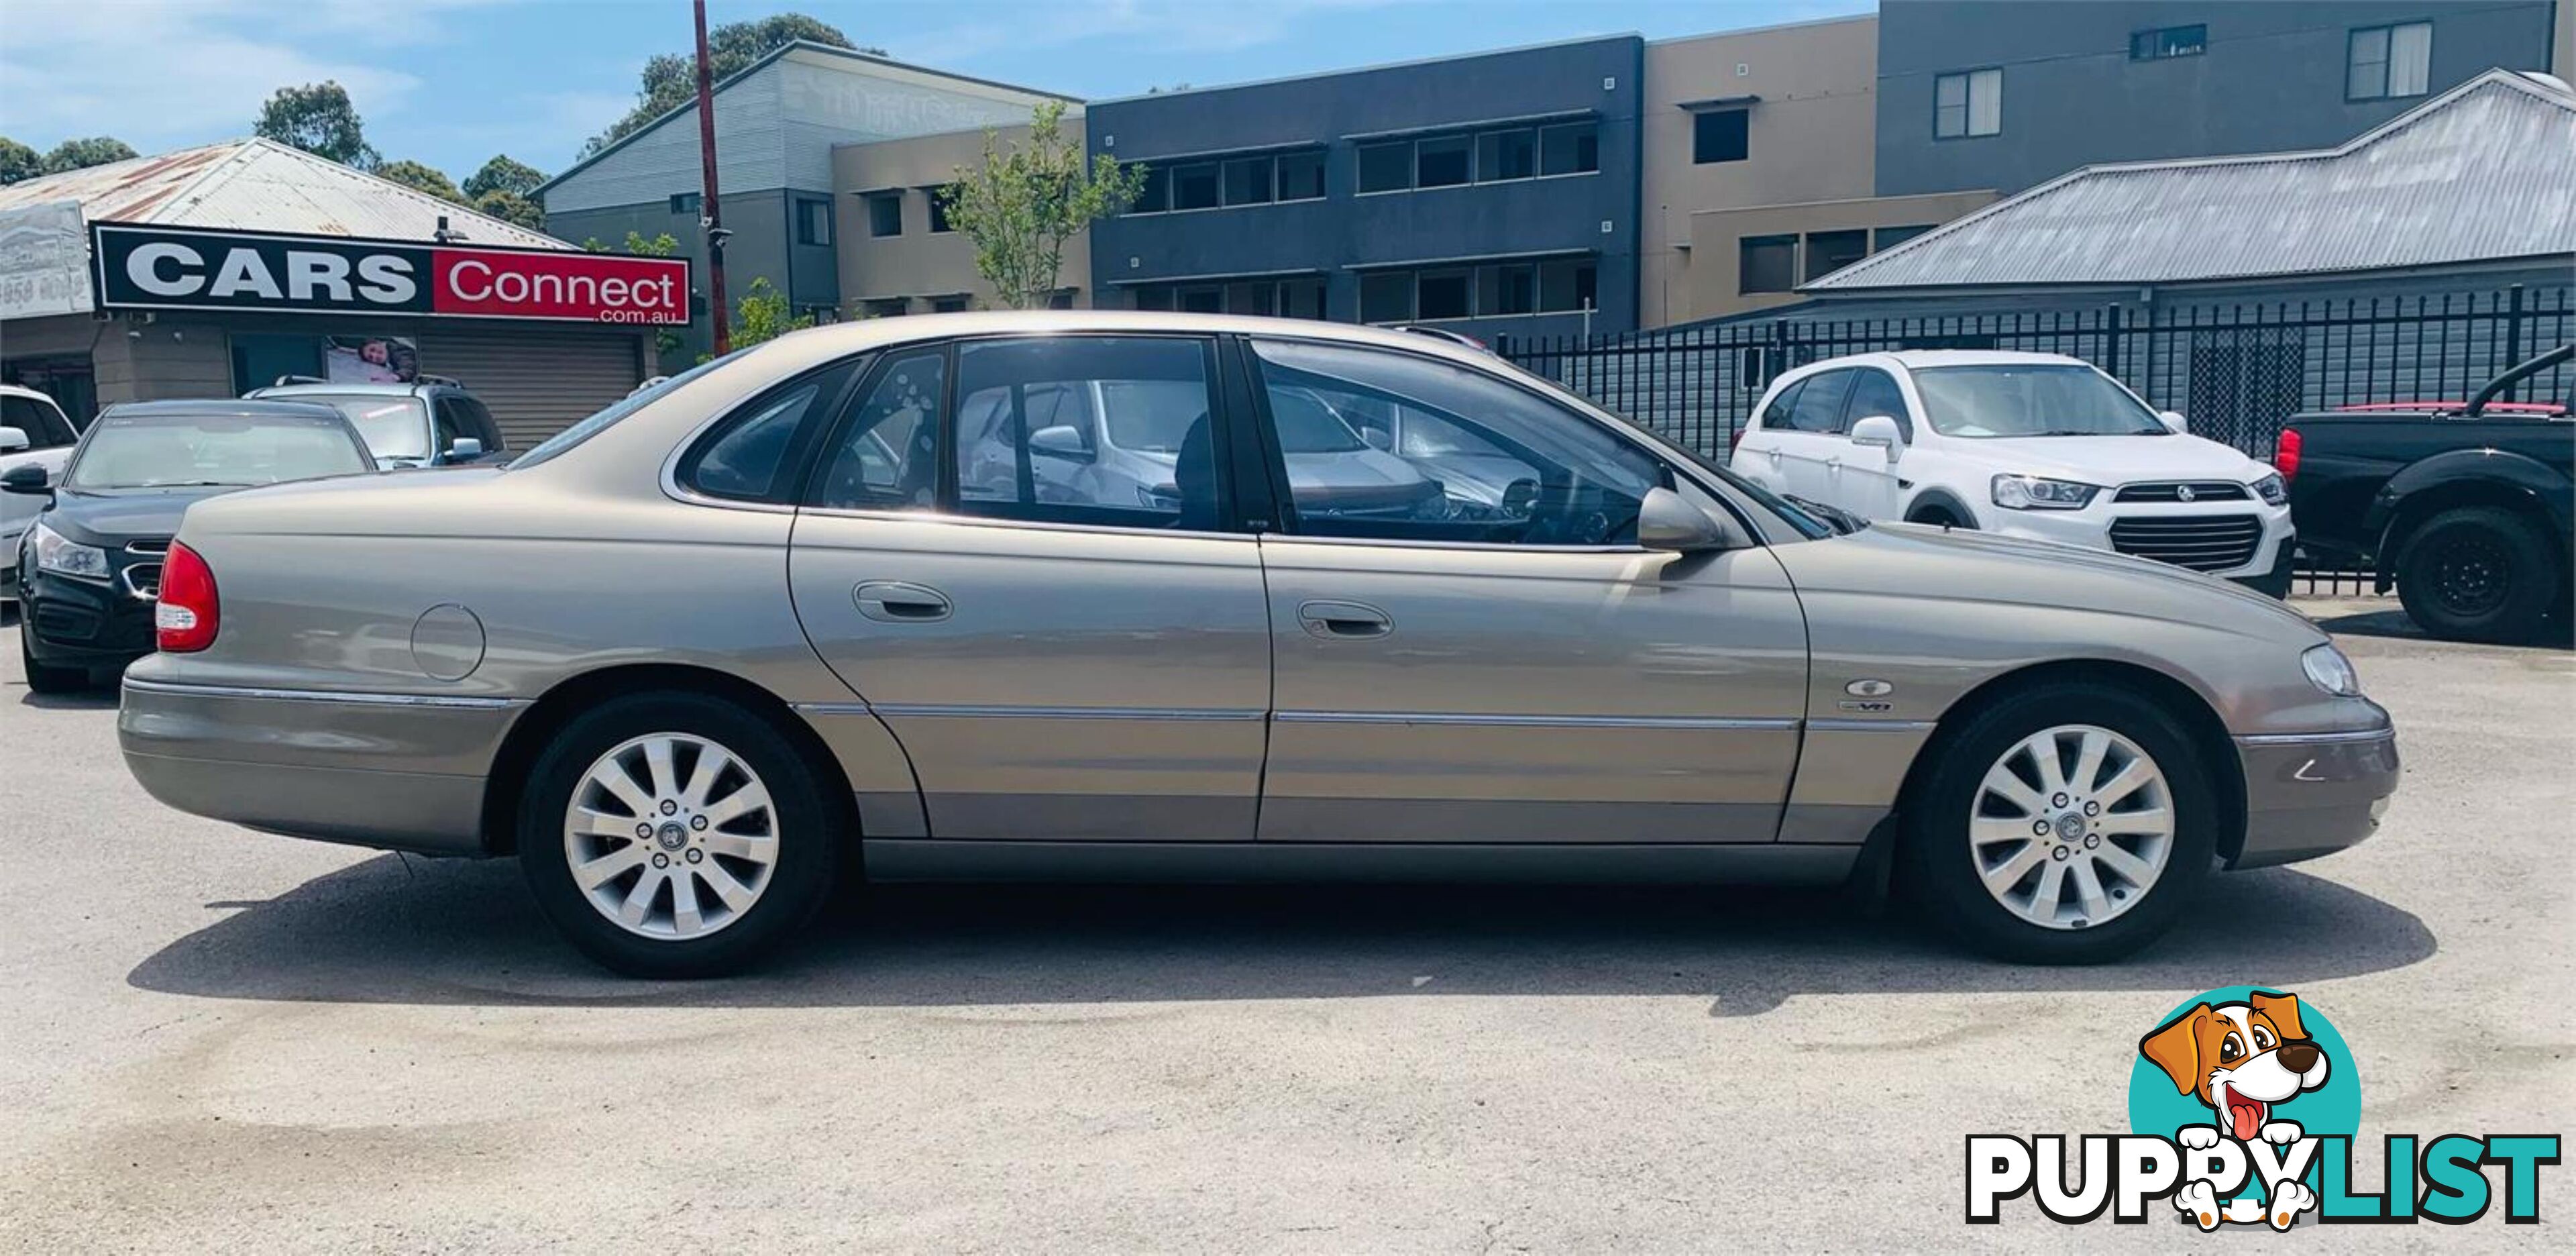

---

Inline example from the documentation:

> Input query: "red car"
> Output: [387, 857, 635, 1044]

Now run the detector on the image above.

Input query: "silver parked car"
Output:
[118, 313, 2399, 977]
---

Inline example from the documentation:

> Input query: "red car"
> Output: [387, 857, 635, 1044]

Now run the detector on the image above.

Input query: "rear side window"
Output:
[1782, 370, 1856, 433]
[1755, 378, 1805, 431]
[676, 361, 860, 503]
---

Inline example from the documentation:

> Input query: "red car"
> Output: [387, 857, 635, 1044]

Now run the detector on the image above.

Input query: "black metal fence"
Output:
[1495, 285, 2573, 596]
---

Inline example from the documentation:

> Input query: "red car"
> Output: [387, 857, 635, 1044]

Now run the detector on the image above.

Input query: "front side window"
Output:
[1842, 369, 1913, 441]
[1913, 364, 2167, 438]
[1935, 68, 2003, 138]
[1251, 338, 1664, 546]
[2348, 21, 2432, 99]
[812, 349, 945, 509]
[952, 337, 1224, 530]
[1693, 109, 1749, 164]
[2, 394, 76, 448]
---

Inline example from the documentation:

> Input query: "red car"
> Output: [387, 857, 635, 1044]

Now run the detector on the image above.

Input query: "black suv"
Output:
[244, 376, 506, 470]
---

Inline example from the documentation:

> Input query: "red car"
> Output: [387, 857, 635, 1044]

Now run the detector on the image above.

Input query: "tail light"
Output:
[2272, 427, 2302, 482]
[155, 540, 219, 652]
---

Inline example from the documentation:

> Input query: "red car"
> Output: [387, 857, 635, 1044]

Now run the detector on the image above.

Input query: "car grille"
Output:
[2112, 481, 2249, 503]
[124, 539, 170, 556]
[2108, 515, 2263, 572]
[121, 563, 162, 600]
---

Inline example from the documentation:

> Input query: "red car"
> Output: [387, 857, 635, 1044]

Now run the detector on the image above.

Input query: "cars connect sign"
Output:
[89, 223, 691, 325]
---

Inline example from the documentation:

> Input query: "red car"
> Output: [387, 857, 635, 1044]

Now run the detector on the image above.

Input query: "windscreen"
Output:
[1913, 364, 2166, 438]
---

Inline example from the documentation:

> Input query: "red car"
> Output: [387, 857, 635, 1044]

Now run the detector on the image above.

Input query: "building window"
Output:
[2129, 24, 2206, 60]
[1476, 128, 1537, 182]
[1804, 229, 1868, 282]
[1279, 276, 1327, 319]
[1933, 68, 2002, 139]
[1538, 121, 1599, 175]
[859, 297, 910, 319]
[1416, 268, 1473, 319]
[1277, 150, 1326, 201]
[1132, 166, 1170, 214]
[1536, 258, 1596, 313]
[1478, 263, 1536, 315]
[1047, 290, 1075, 310]
[924, 190, 954, 233]
[1171, 162, 1222, 211]
[796, 198, 833, 247]
[1740, 234, 1798, 294]
[1693, 109, 1749, 164]
[2348, 21, 2431, 100]
[1357, 258, 1594, 323]
[1177, 285, 1224, 314]
[1873, 223, 1934, 250]
[1130, 276, 1326, 318]
[1358, 272, 1414, 323]
[1415, 135, 1472, 188]
[1132, 286, 1173, 312]
[930, 296, 969, 314]
[867, 193, 904, 238]
[1358, 142, 1413, 193]
[1222, 156, 1273, 206]
[669, 191, 702, 215]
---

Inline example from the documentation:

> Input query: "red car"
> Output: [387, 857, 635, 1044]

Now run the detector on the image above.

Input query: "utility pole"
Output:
[694, 0, 730, 354]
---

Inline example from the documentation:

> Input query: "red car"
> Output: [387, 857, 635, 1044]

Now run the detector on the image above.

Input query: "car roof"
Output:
[731, 309, 1524, 366]
[0, 382, 63, 403]
[99, 398, 352, 421]
[250, 382, 435, 397]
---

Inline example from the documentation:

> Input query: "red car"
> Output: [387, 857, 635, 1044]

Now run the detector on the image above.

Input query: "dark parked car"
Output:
[5, 399, 376, 691]
[2274, 345, 2573, 643]
[244, 377, 505, 470]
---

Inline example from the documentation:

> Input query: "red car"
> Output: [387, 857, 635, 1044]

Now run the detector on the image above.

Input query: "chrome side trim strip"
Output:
[2233, 727, 2396, 747]
[791, 701, 877, 717]
[871, 702, 1267, 722]
[121, 677, 525, 711]
[1273, 711, 1801, 731]
[1805, 718, 1938, 733]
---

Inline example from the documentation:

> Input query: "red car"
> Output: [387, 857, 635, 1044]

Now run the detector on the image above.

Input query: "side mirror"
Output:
[1028, 424, 1089, 460]
[444, 435, 485, 463]
[1848, 415, 1905, 462]
[1, 463, 50, 494]
[0, 425, 28, 454]
[1637, 485, 1741, 553]
[2158, 410, 2188, 434]
[1360, 426, 1393, 452]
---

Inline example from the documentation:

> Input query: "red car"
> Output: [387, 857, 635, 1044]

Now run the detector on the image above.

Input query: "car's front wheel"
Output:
[519, 692, 839, 978]
[1900, 682, 2217, 963]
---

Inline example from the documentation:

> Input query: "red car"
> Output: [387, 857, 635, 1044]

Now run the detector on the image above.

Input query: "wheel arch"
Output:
[1895, 658, 2249, 864]
[478, 663, 859, 857]
[1904, 488, 1978, 527]
[2369, 461, 2569, 587]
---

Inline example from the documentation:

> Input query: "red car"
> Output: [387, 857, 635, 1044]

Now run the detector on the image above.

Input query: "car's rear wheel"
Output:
[1900, 682, 2216, 963]
[519, 692, 838, 978]
[2395, 506, 2557, 644]
[18, 628, 87, 694]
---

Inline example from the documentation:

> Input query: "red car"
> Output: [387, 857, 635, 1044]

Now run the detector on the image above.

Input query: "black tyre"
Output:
[519, 692, 839, 978]
[2395, 506, 2559, 645]
[1908, 503, 1972, 529]
[1899, 681, 2218, 964]
[19, 628, 89, 695]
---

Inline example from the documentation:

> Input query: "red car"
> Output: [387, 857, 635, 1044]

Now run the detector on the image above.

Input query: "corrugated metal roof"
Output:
[1809, 70, 2576, 293]
[0, 138, 568, 249]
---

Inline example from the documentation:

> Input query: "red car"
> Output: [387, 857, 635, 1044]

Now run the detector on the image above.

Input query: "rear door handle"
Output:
[1298, 599, 1392, 639]
[854, 580, 951, 623]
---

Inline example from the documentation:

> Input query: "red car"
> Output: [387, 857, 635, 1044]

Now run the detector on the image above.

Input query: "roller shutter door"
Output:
[416, 326, 647, 452]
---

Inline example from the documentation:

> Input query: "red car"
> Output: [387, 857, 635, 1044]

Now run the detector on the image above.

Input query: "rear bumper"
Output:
[2231, 725, 2400, 869]
[118, 672, 521, 856]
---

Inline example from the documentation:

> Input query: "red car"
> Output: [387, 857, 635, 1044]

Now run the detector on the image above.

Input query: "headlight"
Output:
[2301, 643, 2361, 696]
[2253, 473, 2287, 507]
[1991, 474, 2100, 511]
[30, 521, 109, 580]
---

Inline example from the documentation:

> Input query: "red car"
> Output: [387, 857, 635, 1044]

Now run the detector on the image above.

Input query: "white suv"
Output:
[1732, 351, 2294, 595]
[1, 384, 80, 598]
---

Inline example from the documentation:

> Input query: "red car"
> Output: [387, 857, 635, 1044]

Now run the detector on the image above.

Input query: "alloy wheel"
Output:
[563, 731, 780, 940]
[1967, 724, 2174, 931]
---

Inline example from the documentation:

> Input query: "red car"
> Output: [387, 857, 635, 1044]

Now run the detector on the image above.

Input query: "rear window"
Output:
[66, 411, 372, 490]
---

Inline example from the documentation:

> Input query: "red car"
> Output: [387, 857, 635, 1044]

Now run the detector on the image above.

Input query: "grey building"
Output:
[537, 43, 1071, 365]
[1085, 36, 1646, 339]
[1874, 0, 2564, 198]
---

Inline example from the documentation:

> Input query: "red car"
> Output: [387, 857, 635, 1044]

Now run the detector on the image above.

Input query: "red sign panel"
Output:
[430, 246, 690, 325]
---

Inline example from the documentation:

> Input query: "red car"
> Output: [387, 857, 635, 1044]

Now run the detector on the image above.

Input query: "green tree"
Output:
[940, 101, 1145, 310]
[374, 159, 464, 203]
[39, 136, 138, 174]
[586, 13, 881, 156]
[0, 137, 41, 185]
[463, 154, 545, 200]
[472, 189, 544, 230]
[731, 276, 812, 348]
[254, 81, 377, 168]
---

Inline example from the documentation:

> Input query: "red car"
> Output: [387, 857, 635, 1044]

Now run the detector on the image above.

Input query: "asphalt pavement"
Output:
[1, 600, 2568, 1251]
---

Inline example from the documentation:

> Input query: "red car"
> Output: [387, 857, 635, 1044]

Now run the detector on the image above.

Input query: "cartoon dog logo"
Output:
[2139, 990, 2332, 1230]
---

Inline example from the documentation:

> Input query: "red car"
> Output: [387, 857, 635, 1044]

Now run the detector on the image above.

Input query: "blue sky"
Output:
[0, 0, 1872, 183]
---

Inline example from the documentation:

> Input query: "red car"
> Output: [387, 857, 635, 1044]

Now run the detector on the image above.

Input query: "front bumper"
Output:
[1986, 499, 2295, 583]
[19, 567, 156, 670]
[118, 668, 523, 856]
[2231, 724, 2400, 868]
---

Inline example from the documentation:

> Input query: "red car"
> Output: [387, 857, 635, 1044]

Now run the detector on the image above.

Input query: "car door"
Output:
[1240, 337, 1809, 844]
[1730, 376, 1804, 494]
[1768, 368, 1856, 507]
[1833, 366, 1913, 519]
[788, 334, 1272, 841]
[1, 392, 78, 558]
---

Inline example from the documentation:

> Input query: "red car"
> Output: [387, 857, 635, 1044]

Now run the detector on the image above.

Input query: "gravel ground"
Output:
[1, 600, 2567, 1252]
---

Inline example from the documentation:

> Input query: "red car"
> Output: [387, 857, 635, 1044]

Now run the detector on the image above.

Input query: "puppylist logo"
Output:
[1966, 987, 2558, 1230]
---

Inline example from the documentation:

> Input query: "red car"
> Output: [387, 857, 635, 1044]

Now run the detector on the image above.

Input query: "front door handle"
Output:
[854, 580, 952, 623]
[1298, 599, 1392, 639]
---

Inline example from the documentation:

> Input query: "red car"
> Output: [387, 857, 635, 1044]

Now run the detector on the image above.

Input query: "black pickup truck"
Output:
[2275, 345, 2573, 643]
